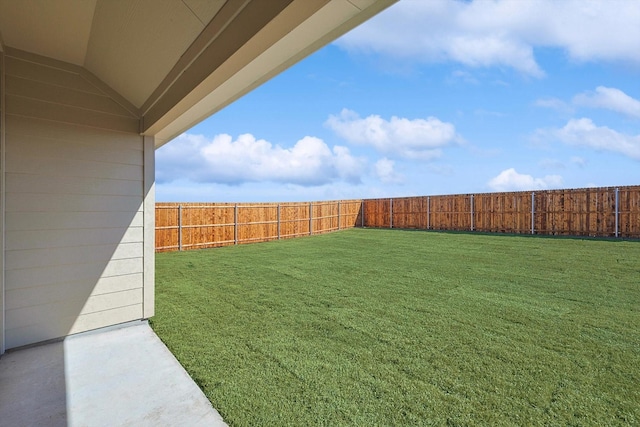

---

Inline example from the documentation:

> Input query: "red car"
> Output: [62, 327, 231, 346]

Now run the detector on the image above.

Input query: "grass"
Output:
[151, 228, 640, 426]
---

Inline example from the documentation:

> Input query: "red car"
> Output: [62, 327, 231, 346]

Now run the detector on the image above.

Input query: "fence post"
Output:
[470, 194, 474, 231]
[234, 204, 238, 245]
[531, 192, 535, 234]
[178, 204, 182, 251]
[309, 202, 313, 235]
[337, 200, 341, 230]
[615, 187, 619, 238]
[514, 195, 517, 232]
[361, 200, 365, 227]
[427, 196, 430, 230]
[390, 198, 393, 228]
[277, 203, 281, 240]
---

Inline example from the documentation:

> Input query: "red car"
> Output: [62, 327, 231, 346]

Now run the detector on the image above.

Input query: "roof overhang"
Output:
[0, 0, 397, 148]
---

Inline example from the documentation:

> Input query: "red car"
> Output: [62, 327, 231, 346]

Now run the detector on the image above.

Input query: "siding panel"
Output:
[5, 258, 143, 290]
[6, 153, 142, 180]
[80, 289, 143, 315]
[5, 289, 142, 327]
[6, 298, 142, 330]
[6, 94, 139, 133]
[6, 304, 143, 349]
[7, 114, 142, 152]
[6, 274, 143, 311]
[6, 192, 143, 213]
[5, 56, 103, 95]
[6, 74, 135, 118]
[6, 132, 143, 165]
[6, 173, 143, 197]
[6, 243, 143, 270]
[6, 227, 143, 251]
[5, 211, 143, 231]
[68, 304, 143, 334]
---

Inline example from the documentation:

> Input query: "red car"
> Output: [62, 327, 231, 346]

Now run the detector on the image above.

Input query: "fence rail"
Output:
[156, 186, 640, 252]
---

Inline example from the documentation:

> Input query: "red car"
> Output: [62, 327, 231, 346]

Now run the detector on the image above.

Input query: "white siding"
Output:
[3, 51, 148, 349]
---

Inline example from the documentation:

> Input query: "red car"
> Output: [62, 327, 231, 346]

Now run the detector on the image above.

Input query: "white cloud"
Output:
[336, 0, 640, 76]
[570, 156, 587, 167]
[325, 109, 460, 160]
[373, 158, 403, 184]
[449, 70, 479, 85]
[488, 168, 563, 192]
[427, 164, 455, 176]
[539, 158, 565, 170]
[156, 133, 365, 186]
[573, 86, 640, 119]
[534, 97, 573, 113]
[542, 118, 640, 160]
[539, 157, 590, 170]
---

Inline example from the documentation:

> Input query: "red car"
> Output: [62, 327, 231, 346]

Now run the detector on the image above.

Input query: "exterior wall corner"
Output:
[143, 135, 155, 318]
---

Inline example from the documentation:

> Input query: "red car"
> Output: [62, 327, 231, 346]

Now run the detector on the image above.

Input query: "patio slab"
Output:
[0, 321, 227, 426]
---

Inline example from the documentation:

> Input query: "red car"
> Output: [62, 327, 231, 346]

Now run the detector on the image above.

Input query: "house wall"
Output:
[2, 50, 153, 350]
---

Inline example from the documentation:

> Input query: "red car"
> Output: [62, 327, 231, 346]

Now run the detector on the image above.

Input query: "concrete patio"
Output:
[0, 321, 227, 426]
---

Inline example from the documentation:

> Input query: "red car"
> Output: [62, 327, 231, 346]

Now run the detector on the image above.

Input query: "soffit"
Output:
[83, 0, 225, 108]
[183, 0, 227, 25]
[0, 0, 96, 65]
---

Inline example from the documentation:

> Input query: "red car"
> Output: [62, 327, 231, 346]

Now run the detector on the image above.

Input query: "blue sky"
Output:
[156, 0, 640, 202]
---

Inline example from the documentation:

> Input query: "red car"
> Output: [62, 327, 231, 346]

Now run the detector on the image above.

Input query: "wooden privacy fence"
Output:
[156, 200, 362, 252]
[156, 186, 640, 251]
[362, 186, 640, 238]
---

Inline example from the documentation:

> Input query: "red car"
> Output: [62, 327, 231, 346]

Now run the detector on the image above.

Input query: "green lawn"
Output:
[151, 228, 640, 426]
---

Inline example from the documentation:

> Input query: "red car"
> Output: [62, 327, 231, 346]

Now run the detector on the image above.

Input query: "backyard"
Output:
[151, 228, 640, 426]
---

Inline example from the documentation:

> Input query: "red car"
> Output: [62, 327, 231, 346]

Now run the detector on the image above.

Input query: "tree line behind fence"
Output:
[156, 186, 640, 251]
